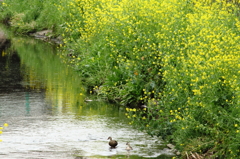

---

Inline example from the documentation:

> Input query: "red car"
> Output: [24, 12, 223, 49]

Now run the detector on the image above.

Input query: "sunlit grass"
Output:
[56, 0, 240, 157]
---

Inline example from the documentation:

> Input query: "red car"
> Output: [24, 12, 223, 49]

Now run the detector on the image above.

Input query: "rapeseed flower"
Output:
[56, 0, 240, 156]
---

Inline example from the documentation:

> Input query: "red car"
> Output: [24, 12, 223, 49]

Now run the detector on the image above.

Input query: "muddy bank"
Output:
[29, 30, 63, 45]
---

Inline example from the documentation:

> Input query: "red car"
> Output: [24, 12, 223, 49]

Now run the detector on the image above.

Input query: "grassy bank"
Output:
[0, 0, 63, 34]
[1, 0, 240, 158]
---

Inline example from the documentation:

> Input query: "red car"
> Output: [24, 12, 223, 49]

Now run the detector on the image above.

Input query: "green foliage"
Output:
[123, 1, 240, 156]
[0, 0, 63, 34]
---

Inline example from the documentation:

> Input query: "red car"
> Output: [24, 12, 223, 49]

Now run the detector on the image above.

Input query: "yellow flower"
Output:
[4, 123, 8, 127]
[130, 108, 137, 112]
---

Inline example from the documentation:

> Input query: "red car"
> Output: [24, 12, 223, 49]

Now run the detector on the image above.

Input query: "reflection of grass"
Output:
[11, 37, 85, 114]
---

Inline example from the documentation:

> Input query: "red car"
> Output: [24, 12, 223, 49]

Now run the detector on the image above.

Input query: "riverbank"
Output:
[1, 0, 240, 158]
[1, 35, 174, 158]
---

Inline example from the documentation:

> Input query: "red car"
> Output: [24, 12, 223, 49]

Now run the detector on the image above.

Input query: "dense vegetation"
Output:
[1, 0, 240, 158]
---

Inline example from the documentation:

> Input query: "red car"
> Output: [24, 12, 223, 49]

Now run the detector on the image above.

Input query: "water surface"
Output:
[0, 28, 174, 159]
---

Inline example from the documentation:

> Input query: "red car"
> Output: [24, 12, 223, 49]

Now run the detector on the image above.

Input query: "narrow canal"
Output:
[0, 26, 174, 159]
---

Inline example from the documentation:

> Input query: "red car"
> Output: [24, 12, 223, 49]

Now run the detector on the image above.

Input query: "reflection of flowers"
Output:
[0, 123, 9, 142]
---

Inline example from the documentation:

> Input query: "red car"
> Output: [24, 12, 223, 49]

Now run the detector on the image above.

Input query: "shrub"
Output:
[1, 0, 63, 34]
[58, 0, 240, 157]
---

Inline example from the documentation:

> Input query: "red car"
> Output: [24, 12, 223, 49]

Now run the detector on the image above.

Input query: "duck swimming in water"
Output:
[126, 142, 133, 151]
[107, 137, 118, 148]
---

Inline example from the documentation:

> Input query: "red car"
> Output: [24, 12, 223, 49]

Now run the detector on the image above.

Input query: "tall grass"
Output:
[0, 0, 63, 34]
[56, 0, 240, 157]
[1, 0, 240, 157]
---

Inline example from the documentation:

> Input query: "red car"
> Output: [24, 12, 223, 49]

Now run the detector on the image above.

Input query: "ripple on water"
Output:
[0, 107, 174, 158]
[0, 36, 175, 158]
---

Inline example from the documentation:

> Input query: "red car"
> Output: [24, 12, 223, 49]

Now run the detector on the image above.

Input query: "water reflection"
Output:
[0, 31, 174, 158]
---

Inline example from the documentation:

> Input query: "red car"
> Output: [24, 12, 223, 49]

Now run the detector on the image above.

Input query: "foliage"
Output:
[1, 0, 240, 158]
[0, 0, 63, 34]
[57, 0, 240, 157]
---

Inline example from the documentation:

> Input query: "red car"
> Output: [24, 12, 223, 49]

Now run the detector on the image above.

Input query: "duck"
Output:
[126, 142, 133, 151]
[107, 137, 118, 148]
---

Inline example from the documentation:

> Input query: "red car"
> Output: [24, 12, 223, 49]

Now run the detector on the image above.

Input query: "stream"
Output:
[0, 26, 174, 159]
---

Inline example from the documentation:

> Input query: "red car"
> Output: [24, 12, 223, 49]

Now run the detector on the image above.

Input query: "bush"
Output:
[57, 0, 240, 157]
[0, 0, 63, 34]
